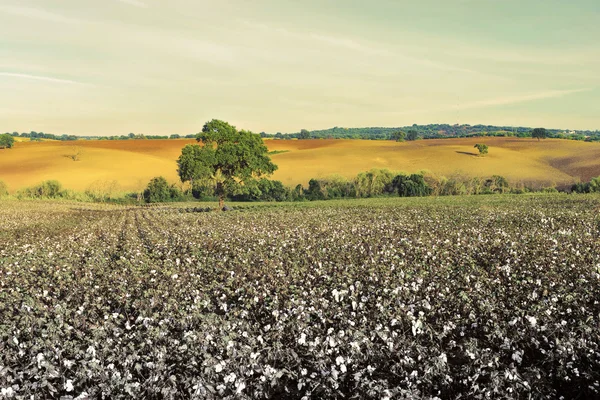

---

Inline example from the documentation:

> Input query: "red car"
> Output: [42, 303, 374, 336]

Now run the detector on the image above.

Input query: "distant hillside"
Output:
[2, 137, 599, 193]
[270, 124, 600, 141]
[4, 124, 600, 142]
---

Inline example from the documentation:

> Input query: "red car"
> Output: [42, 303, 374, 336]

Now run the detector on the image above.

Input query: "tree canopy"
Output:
[0, 133, 15, 149]
[474, 143, 489, 156]
[391, 131, 406, 142]
[532, 128, 547, 141]
[299, 129, 311, 139]
[406, 130, 419, 141]
[177, 119, 277, 209]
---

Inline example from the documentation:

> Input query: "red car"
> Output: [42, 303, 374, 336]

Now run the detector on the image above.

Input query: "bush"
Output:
[0, 180, 8, 197]
[143, 177, 180, 203]
[19, 180, 64, 198]
[355, 169, 397, 197]
[191, 180, 214, 199]
[304, 179, 325, 201]
[590, 176, 600, 193]
[485, 175, 509, 194]
[392, 174, 432, 197]
[0, 133, 15, 149]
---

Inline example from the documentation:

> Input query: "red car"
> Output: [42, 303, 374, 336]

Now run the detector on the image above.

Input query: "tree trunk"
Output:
[219, 195, 224, 210]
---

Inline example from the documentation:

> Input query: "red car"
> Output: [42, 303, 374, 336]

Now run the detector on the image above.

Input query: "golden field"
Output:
[0, 137, 599, 193]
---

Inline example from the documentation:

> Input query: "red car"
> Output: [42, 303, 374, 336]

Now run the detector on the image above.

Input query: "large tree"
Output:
[177, 119, 277, 209]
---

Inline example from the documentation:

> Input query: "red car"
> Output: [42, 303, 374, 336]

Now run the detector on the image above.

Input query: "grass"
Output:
[0, 137, 599, 193]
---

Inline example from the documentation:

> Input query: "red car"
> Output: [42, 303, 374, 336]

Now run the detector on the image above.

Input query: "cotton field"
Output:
[1, 196, 599, 399]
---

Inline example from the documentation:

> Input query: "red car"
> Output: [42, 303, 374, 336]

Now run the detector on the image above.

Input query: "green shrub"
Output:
[392, 174, 432, 197]
[143, 177, 183, 203]
[0, 180, 8, 197]
[355, 169, 396, 197]
[143, 177, 172, 203]
[19, 180, 64, 198]
[0, 133, 15, 149]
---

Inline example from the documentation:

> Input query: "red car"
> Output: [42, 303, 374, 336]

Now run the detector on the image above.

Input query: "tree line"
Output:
[4, 124, 599, 143]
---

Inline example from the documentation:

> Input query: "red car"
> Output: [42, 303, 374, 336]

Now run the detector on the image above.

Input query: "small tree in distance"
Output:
[299, 129, 311, 139]
[532, 128, 547, 141]
[474, 143, 489, 156]
[0, 133, 15, 149]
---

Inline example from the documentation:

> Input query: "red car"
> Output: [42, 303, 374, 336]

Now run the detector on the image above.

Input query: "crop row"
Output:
[1, 195, 600, 399]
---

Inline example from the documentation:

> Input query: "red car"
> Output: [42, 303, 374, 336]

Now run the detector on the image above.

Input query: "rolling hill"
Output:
[0, 137, 599, 193]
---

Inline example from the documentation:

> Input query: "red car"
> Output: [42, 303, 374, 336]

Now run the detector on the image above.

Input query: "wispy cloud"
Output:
[395, 88, 592, 116]
[0, 72, 90, 86]
[0, 5, 80, 24]
[456, 88, 592, 110]
[240, 20, 498, 78]
[116, 0, 148, 8]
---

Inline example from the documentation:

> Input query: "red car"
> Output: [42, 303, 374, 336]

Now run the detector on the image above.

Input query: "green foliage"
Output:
[532, 127, 547, 141]
[485, 175, 510, 194]
[474, 143, 489, 155]
[267, 150, 290, 155]
[573, 176, 600, 193]
[0, 133, 15, 148]
[406, 129, 419, 141]
[177, 119, 278, 207]
[299, 129, 311, 139]
[355, 169, 397, 197]
[304, 179, 326, 200]
[392, 174, 432, 197]
[303, 175, 356, 200]
[143, 176, 181, 203]
[0, 180, 8, 197]
[590, 176, 600, 193]
[391, 131, 406, 142]
[191, 180, 214, 199]
[19, 180, 64, 198]
[231, 178, 289, 202]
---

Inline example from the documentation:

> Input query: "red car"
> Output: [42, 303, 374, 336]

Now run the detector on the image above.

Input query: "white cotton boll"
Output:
[215, 363, 223, 373]
[298, 333, 307, 346]
[235, 380, 246, 393]
[64, 379, 74, 392]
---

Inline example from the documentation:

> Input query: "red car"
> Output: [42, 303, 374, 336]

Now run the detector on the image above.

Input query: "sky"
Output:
[0, 0, 599, 135]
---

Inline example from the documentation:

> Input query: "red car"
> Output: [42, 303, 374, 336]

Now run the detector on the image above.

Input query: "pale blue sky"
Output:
[0, 0, 598, 135]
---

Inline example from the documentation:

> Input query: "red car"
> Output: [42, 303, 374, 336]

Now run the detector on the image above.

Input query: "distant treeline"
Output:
[2, 171, 598, 204]
[6, 124, 600, 142]
[4, 131, 196, 141]
[147, 169, 599, 204]
[264, 124, 600, 142]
